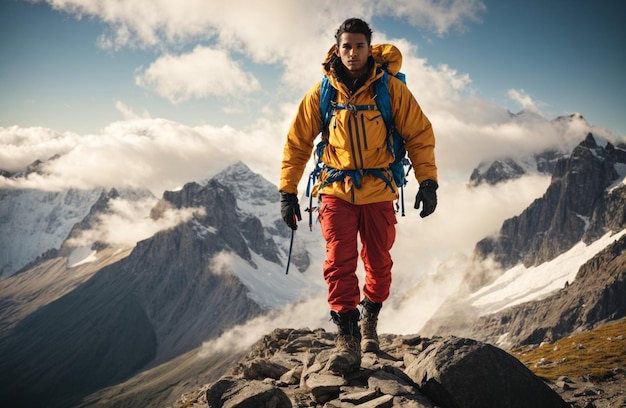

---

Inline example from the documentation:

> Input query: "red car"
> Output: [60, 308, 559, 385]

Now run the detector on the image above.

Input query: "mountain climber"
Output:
[279, 17, 438, 374]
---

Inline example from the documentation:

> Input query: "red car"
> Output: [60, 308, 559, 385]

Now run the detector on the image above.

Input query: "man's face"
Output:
[335, 32, 371, 78]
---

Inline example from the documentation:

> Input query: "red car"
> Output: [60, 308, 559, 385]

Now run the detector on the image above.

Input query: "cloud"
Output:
[375, 0, 486, 36]
[384, 173, 551, 296]
[66, 197, 204, 248]
[115, 101, 151, 120]
[0, 117, 285, 195]
[135, 46, 261, 103]
[209, 250, 234, 276]
[507, 88, 540, 112]
[38, 0, 487, 100]
[198, 294, 333, 356]
[0, 126, 80, 172]
[43, 1, 486, 49]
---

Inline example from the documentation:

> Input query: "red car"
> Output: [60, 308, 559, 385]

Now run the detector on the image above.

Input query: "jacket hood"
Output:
[322, 43, 403, 77]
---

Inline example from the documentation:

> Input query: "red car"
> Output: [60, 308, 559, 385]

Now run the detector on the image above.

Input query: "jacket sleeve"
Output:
[389, 77, 438, 184]
[279, 82, 323, 194]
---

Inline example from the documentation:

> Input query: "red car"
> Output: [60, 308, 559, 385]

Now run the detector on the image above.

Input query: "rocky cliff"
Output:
[421, 232, 626, 349]
[469, 149, 564, 187]
[472, 133, 626, 285]
[421, 133, 626, 348]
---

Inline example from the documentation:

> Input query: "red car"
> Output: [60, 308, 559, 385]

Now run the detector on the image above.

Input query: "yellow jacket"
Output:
[279, 44, 437, 204]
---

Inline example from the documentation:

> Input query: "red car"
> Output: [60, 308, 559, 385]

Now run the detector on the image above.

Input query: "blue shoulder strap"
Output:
[373, 71, 409, 177]
[319, 75, 336, 133]
[373, 71, 393, 134]
[373, 71, 412, 218]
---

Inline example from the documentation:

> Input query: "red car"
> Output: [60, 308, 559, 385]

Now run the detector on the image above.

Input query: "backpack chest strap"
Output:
[332, 102, 377, 114]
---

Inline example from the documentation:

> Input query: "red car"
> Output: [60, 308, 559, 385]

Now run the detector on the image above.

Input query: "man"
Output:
[279, 18, 438, 374]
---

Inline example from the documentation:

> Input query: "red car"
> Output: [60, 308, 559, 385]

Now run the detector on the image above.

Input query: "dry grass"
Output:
[511, 319, 626, 381]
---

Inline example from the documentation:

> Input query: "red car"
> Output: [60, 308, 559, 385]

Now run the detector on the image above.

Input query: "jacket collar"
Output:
[335, 57, 375, 93]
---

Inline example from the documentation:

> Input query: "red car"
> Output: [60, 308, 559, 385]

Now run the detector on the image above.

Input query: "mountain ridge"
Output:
[420, 133, 626, 349]
[0, 163, 311, 407]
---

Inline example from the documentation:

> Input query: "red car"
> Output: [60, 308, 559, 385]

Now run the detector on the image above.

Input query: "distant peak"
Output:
[570, 112, 584, 119]
[554, 112, 588, 125]
[223, 160, 251, 174]
[580, 133, 598, 148]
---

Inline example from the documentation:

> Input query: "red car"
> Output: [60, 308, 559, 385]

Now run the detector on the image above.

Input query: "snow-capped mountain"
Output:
[0, 157, 156, 279]
[469, 112, 600, 187]
[475, 133, 626, 271]
[0, 187, 104, 278]
[212, 161, 317, 274]
[0, 161, 319, 407]
[421, 133, 626, 345]
[469, 150, 564, 187]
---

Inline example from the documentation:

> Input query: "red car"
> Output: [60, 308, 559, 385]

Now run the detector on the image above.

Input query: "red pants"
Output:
[319, 195, 397, 313]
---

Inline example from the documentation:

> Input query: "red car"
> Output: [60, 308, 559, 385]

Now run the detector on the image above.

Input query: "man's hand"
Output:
[414, 180, 438, 218]
[280, 192, 302, 230]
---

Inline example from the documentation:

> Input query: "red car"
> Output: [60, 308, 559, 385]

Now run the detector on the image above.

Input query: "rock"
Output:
[200, 329, 568, 408]
[403, 336, 570, 408]
[304, 372, 347, 403]
[205, 378, 291, 408]
[278, 366, 302, 386]
[341, 388, 381, 404]
[358, 394, 394, 407]
[237, 359, 289, 380]
[367, 370, 416, 396]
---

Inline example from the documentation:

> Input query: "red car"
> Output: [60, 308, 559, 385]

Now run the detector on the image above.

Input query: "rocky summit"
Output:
[173, 328, 568, 408]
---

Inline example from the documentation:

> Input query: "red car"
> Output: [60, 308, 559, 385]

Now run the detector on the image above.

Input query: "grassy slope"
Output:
[511, 318, 626, 381]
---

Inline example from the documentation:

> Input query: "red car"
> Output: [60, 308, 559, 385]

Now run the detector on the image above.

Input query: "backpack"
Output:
[305, 44, 412, 229]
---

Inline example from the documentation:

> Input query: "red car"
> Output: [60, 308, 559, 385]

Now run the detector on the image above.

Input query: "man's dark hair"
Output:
[335, 18, 373, 45]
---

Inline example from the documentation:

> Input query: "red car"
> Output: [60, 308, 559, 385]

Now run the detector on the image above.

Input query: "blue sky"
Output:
[1, 0, 624, 137]
[406, 1, 625, 129]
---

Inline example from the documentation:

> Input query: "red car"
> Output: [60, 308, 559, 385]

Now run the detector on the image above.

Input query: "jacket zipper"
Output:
[353, 114, 364, 169]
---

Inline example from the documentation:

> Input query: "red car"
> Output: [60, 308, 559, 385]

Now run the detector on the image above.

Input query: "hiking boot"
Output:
[360, 298, 382, 353]
[326, 309, 361, 374]
[326, 333, 361, 374]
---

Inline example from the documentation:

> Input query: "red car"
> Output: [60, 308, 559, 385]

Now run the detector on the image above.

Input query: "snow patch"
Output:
[608, 163, 626, 192]
[469, 228, 626, 315]
[210, 249, 322, 311]
[0, 188, 104, 278]
[67, 246, 97, 268]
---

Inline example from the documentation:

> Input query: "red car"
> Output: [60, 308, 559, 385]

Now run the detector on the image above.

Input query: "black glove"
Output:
[280, 192, 302, 230]
[415, 179, 438, 218]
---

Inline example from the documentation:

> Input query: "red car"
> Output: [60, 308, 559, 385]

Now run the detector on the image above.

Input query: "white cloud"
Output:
[135, 46, 261, 103]
[375, 0, 486, 35]
[115, 101, 151, 120]
[66, 197, 204, 248]
[44, 0, 485, 50]
[0, 105, 297, 196]
[198, 294, 333, 355]
[0, 118, 249, 194]
[39, 0, 488, 101]
[209, 250, 234, 276]
[507, 88, 540, 111]
[0, 126, 79, 172]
